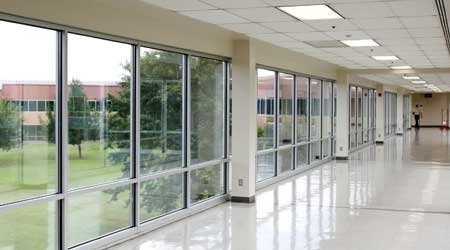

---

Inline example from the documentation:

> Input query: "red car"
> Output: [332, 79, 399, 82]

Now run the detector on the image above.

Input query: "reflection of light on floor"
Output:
[421, 170, 439, 205]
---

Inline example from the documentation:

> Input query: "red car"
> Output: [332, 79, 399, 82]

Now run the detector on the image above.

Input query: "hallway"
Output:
[110, 128, 450, 250]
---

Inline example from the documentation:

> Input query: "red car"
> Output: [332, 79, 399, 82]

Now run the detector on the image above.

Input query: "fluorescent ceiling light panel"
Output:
[403, 76, 420, 80]
[372, 56, 399, 61]
[341, 39, 379, 47]
[412, 80, 426, 84]
[277, 5, 343, 20]
[390, 65, 412, 69]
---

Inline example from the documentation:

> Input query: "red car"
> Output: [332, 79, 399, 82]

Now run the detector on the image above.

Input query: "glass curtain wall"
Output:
[256, 68, 335, 182]
[403, 96, 410, 130]
[385, 92, 397, 136]
[0, 20, 229, 250]
[349, 85, 376, 151]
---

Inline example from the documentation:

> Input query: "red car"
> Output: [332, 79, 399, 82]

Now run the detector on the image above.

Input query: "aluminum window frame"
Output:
[0, 13, 231, 250]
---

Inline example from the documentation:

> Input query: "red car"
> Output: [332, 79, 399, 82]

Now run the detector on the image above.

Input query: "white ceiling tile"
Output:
[353, 46, 393, 56]
[142, 0, 215, 11]
[330, 2, 394, 19]
[324, 30, 370, 40]
[220, 23, 274, 34]
[378, 38, 416, 46]
[275, 41, 314, 48]
[228, 7, 294, 22]
[388, 0, 437, 17]
[303, 19, 357, 31]
[250, 33, 297, 42]
[261, 21, 314, 32]
[407, 28, 443, 38]
[287, 32, 332, 41]
[400, 16, 441, 29]
[351, 18, 404, 30]
[415, 37, 446, 45]
[263, 0, 327, 6]
[179, 10, 249, 24]
[366, 29, 410, 39]
[201, 0, 268, 8]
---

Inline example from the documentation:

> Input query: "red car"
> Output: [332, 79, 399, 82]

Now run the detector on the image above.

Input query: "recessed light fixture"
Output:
[277, 5, 343, 20]
[403, 76, 420, 80]
[412, 80, 426, 84]
[390, 66, 412, 70]
[371, 56, 399, 61]
[341, 39, 379, 47]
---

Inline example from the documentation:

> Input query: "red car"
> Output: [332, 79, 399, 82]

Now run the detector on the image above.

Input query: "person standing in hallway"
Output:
[412, 104, 423, 128]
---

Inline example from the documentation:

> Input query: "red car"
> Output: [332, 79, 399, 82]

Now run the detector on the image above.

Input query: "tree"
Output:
[47, 79, 91, 158]
[0, 101, 21, 151]
[108, 50, 225, 214]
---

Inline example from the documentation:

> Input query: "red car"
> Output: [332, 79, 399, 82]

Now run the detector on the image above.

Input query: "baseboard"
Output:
[231, 195, 255, 203]
[396, 133, 403, 135]
[376, 141, 384, 144]
[335, 156, 348, 160]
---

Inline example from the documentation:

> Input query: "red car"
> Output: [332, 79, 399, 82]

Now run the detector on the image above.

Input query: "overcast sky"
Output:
[0, 20, 130, 84]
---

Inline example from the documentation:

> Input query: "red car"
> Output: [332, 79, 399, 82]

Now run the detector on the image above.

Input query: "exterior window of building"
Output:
[322, 81, 332, 158]
[357, 87, 363, 146]
[0, 20, 57, 249]
[257, 69, 275, 151]
[278, 73, 293, 146]
[140, 48, 183, 175]
[190, 56, 225, 164]
[67, 33, 132, 191]
[310, 79, 322, 162]
[0, 18, 230, 250]
[350, 86, 357, 149]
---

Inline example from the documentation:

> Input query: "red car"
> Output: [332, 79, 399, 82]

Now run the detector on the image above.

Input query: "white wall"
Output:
[411, 93, 449, 127]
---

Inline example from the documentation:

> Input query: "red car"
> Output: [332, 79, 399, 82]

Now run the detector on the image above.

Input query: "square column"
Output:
[335, 70, 349, 159]
[376, 84, 385, 143]
[231, 39, 257, 203]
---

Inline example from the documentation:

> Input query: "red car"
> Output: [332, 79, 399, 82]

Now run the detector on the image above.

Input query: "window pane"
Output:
[37, 100, 46, 112]
[190, 57, 224, 164]
[68, 185, 132, 247]
[256, 152, 275, 182]
[311, 141, 321, 162]
[278, 73, 293, 146]
[277, 149, 292, 173]
[296, 145, 309, 168]
[28, 101, 37, 112]
[140, 48, 183, 174]
[322, 81, 332, 138]
[296, 76, 308, 142]
[190, 164, 224, 203]
[363, 88, 369, 143]
[257, 69, 275, 150]
[350, 86, 357, 149]
[0, 202, 56, 250]
[357, 87, 362, 145]
[67, 34, 131, 189]
[0, 21, 56, 204]
[140, 173, 184, 222]
[310, 79, 321, 140]
[323, 138, 331, 158]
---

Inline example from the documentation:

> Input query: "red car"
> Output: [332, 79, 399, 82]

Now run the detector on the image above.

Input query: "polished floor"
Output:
[110, 128, 450, 250]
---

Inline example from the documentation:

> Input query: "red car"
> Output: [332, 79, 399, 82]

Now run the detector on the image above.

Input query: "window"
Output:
[0, 202, 56, 250]
[357, 87, 363, 146]
[139, 173, 184, 222]
[190, 56, 225, 164]
[257, 69, 275, 151]
[310, 79, 321, 140]
[296, 76, 309, 142]
[68, 185, 132, 246]
[37, 100, 46, 111]
[0, 20, 56, 205]
[67, 33, 132, 189]
[256, 152, 275, 182]
[278, 148, 293, 173]
[140, 48, 183, 174]
[190, 164, 224, 203]
[278, 73, 293, 146]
